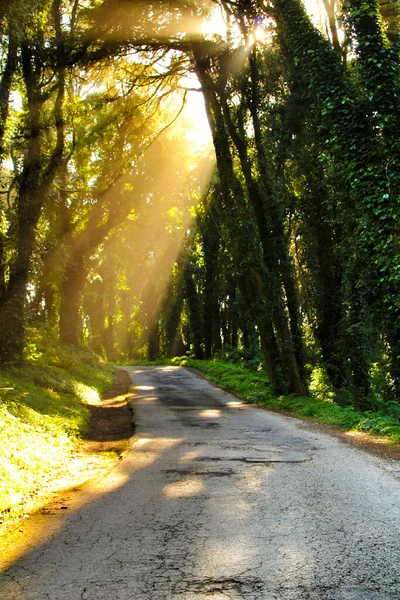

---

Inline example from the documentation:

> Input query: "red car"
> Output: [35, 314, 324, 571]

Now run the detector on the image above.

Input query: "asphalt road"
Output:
[1, 365, 400, 600]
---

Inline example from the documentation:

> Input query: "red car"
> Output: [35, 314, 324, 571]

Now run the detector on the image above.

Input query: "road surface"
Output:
[1, 365, 400, 599]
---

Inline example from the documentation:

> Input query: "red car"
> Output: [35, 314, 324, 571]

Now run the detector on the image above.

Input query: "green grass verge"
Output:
[159, 358, 400, 444]
[0, 346, 114, 519]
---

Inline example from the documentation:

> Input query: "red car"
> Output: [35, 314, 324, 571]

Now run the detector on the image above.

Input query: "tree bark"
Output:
[202, 204, 221, 358]
[194, 55, 284, 392]
[0, 33, 18, 161]
[0, 42, 44, 361]
[59, 253, 85, 346]
[0, 4, 66, 362]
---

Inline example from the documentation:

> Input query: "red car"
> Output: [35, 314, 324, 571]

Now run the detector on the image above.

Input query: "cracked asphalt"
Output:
[1, 365, 400, 600]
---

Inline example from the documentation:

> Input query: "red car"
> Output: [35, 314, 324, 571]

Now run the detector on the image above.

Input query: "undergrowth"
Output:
[0, 346, 114, 521]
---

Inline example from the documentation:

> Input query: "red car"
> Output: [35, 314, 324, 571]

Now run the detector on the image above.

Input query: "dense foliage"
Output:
[0, 0, 399, 417]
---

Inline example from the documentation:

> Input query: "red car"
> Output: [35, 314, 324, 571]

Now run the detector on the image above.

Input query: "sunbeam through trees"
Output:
[0, 0, 399, 413]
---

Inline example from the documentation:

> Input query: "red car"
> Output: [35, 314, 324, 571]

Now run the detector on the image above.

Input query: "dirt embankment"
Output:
[83, 368, 134, 456]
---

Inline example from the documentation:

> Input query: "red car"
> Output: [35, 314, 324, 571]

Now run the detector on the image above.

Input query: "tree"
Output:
[0, 0, 67, 361]
[1, 0, 398, 413]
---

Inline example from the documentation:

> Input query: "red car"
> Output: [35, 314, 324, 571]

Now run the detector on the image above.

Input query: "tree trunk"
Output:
[214, 65, 306, 395]
[0, 16, 65, 362]
[184, 264, 204, 359]
[0, 33, 18, 161]
[148, 322, 159, 361]
[59, 254, 85, 346]
[86, 280, 106, 355]
[386, 325, 400, 399]
[247, 50, 307, 388]
[202, 206, 221, 359]
[0, 42, 43, 361]
[194, 56, 284, 392]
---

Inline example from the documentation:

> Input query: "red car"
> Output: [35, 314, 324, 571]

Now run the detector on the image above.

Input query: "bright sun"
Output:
[201, 5, 227, 38]
[201, 6, 270, 46]
[180, 11, 273, 151]
[183, 84, 214, 150]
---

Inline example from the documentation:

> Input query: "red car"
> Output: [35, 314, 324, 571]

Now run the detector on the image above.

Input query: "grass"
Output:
[164, 357, 400, 444]
[0, 346, 114, 521]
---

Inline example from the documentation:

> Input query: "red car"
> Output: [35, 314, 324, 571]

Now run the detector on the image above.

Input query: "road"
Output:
[1, 365, 400, 600]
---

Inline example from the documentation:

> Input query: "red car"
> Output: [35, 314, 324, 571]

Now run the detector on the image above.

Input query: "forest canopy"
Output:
[0, 0, 399, 414]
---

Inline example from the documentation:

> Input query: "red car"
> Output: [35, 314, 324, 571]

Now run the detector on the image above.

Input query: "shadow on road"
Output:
[0, 366, 399, 600]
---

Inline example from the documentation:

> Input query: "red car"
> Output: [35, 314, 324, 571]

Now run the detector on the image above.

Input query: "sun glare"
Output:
[183, 89, 214, 150]
[253, 26, 269, 44]
[200, 8, 271, 52]
[118, 83, 215, 334]
[201, 6, 227, 38]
